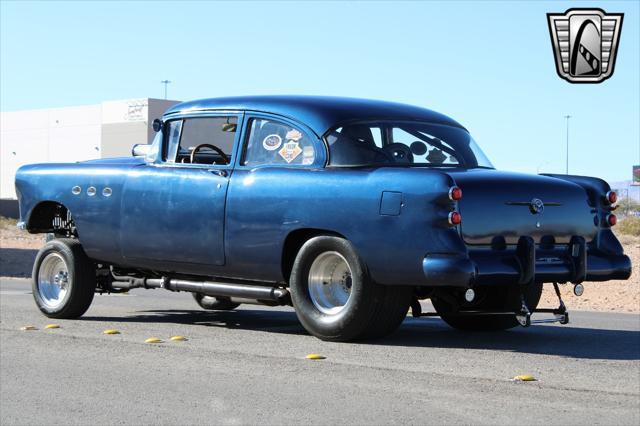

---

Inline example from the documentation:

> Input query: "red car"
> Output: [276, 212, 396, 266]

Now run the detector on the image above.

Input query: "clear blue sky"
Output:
[1, 0, 638, 182]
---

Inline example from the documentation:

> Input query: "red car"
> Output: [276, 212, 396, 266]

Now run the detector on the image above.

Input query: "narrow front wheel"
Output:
[32, 238, 96, 318]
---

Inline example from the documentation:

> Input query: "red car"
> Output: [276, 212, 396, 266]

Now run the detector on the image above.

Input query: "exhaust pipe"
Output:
[166, 279, 288, 302]
[111, 275, 289, 304]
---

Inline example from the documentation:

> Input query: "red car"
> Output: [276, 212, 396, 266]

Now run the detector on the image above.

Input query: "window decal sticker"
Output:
[286, 129, 303, 141]
[262, 134, 282, 151]
[279, 141, 303, 163]
[302, 146, 315, 165]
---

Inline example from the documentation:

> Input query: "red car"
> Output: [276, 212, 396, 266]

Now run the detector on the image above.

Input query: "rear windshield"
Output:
[325, 121, 493, 168]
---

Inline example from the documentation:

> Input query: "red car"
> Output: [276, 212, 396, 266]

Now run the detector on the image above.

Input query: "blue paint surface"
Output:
[15, 96, 631, 287]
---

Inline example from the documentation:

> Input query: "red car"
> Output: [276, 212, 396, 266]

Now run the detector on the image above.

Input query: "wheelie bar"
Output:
[516, 282, 569, 327]
[412, 282, 570, 327]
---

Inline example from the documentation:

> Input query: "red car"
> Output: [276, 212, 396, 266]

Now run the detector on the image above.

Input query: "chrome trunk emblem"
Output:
[530, 198, 545, 214]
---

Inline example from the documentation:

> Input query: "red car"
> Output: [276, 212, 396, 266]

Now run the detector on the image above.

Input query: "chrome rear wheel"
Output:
[290, 236, 412, 342]
[308, 251, 353, 315]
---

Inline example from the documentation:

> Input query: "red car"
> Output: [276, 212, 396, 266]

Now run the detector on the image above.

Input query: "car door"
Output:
[224, 114, 327, 281]
[120, 113, 242, 270]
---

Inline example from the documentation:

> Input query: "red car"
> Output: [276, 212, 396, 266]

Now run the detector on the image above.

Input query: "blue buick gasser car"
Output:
[15, 96, 632, 341]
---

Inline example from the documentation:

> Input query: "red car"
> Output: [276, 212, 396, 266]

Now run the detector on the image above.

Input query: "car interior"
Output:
[173, 117, 237, 165]
[327, 123, 465, 167]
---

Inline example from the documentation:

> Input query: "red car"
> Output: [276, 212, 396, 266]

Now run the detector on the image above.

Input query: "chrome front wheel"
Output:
[32, 238, 95, 318]
[37, 253, 70, 309]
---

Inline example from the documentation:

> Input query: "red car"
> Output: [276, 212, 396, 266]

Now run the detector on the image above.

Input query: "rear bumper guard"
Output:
[422, 235, 631, 288]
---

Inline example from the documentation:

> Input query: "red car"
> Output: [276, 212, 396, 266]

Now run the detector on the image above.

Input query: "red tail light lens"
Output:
[448, 211, 462, 225]
[449, 186, 462, 201]
[606, 191, 617, 204]
[607, 214, 617, 226]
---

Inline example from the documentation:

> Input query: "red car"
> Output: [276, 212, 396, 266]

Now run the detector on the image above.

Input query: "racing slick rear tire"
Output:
[192, 293, 240, 311]
[289, 236, 412, 342]
[32, 238, 96, 319]
[432, 283, 543, 331]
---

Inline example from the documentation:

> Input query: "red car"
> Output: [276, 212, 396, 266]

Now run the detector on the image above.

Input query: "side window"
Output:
[165, 120, 183, 163]
[165, 117, 238, 165]
[392, 127, 460, 165]
[370, 127, 383, 148]
[243, 118, 316, 166]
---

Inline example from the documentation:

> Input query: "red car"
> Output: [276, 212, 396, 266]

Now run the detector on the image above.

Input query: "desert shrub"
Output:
[617, 216, 640, 237]
[0, 216, 17, 227]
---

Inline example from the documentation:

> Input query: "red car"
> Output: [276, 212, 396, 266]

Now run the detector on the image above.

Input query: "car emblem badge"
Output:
[547, 8, 623, 83]
[530, 198, 545, 215]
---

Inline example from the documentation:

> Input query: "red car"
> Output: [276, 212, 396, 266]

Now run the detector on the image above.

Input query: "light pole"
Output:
[161, 80, 172, 99]
[564, 115, 571, 174]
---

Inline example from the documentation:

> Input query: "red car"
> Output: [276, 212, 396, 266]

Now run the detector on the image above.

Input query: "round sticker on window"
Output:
[262, 134, 282, 151]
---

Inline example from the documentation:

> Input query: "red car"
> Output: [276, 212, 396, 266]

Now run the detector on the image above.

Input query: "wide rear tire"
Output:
[290, 236, 412, 342]
[432, 283, 543, 331]
[32, 238, 96, 319]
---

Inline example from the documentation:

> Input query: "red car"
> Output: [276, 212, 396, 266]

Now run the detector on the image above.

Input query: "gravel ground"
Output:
[1, 218, 638, 313]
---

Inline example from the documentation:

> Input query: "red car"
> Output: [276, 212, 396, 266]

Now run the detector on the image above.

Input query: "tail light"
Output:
[605, 191, 617, 204]
[449, 186, 462, 201]
[448, 211, 462, 225]
[607, 213, 617, 226]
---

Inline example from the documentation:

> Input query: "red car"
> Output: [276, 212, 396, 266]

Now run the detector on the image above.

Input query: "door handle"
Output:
[207, 169, 228, 178]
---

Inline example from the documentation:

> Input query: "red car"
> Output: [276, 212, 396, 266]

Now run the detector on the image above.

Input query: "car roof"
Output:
[163, 95, 466, 136]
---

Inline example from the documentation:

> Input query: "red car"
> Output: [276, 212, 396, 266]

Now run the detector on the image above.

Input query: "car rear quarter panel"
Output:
[226, 167, 466, 285]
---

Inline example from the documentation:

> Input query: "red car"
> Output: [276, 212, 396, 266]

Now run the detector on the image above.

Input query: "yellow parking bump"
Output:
[45, 324, 60, 329]
[305, 354, 326, 360]
[145, 337, 163, 344]
[170, 336, 188, 342]
[20, 326, 37, 331]
[103, 329, 120, 335]
[512, 374, 537, 382]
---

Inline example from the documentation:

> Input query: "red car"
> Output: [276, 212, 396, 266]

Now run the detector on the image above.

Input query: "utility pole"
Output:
[161, 80, 172, 99]
[564, 115, 571, 174]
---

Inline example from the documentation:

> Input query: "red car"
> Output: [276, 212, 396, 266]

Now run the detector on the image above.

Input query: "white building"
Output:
[0, 98, 179, 217]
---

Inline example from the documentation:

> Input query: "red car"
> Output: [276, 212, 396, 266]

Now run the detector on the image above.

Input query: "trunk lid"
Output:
[448, 169, 597, 245]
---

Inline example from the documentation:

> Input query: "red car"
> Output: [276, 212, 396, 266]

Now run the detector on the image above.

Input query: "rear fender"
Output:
[543, 174, 623, 255]
[541, 174, 610, 207]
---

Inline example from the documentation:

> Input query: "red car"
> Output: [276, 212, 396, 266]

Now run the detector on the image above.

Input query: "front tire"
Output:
[32, 238, 96, 319]
[432, 283, 543, 331]
[290, 236, 412, 342]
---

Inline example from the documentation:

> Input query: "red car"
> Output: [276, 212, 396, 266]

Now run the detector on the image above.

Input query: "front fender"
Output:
[15, 161, 134, 264]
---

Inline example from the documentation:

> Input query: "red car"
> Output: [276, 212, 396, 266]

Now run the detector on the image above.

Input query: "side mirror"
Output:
[132, 144, 151, 157]
[152, 118, 163, 132]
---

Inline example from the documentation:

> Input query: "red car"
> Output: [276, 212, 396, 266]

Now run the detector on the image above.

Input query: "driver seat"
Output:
[331, 125, 390, 164]
[340, 125, 377, 149]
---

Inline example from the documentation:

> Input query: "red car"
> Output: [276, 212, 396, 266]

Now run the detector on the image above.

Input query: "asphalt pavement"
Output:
[1, 277, 639, 425]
